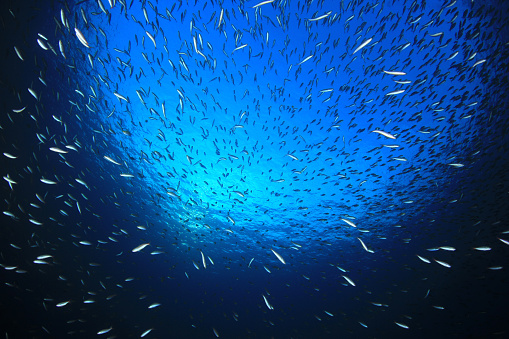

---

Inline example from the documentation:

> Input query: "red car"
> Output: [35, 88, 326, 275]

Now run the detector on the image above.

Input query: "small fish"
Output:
[49, 147, 68, 154]
[97, 327, 112, 335]
[132, 243, 150, 253]
[416, 255, 431, 263]
[74, 28, 90, 48]
[140, 328, 153, 337]
[40, 178, 57, 185]
[262, 295, 273, 310]
[439, 246, 456, 251]
[383, 70, 406, 76]
[342, 275, 355, 286]
[14, 46, 24, 60]
[271, 249, 286, 264]
[146, 31, 156, 48]
[394, 321, 409, 329]
[252, 0, 275, 8]
[372, 130, 396, 139]
[3, 153, 17, 159]
[357, 238, 373, 253]
[385, 89, 405, 96]
[341, 218, 357, 227]
[33, 260, 48, 264]
[472, 59, 486, 67]
[434, 259, 451, 268]
[56, 300, 70, 307]
[352, 37, 372, 54]
[309, 11, 332, 21]
[298, 54, 313, 65]
[232, 44, 248, 53]
[201, 251, 207, 269]
[498, 238, 509, 246]
[473, 246, 491, 251]
[104, 156, 122, 165]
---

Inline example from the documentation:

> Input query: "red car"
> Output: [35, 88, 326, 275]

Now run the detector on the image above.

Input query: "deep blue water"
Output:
[1, 0, 509, 338]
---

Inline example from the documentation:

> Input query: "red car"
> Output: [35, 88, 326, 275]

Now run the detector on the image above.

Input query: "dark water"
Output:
[1, 0, 509, 338]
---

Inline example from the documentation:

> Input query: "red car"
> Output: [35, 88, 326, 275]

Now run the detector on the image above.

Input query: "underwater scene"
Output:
[1, 0, 509, 337]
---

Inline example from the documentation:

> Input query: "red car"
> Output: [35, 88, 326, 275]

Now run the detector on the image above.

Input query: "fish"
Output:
[232, 44, 248, 54]
[385, 89, 405, 96]
[473, 59, 486, 67]
[416, 255, 431, 263]
[74, 28, 90, 48]
[146, 31, 156, 48]
[271, 249, 286, 264]
[14, 46, 24, 60]
[434, 259, 451, 268]
[252, 0, 275, 8]
[104, 156, 122, 165]
[140, 328, 153, 337]
[28, 88, 38, 100]
[132, 243, 150, 252]
[33, 260, 49, 264]
[262, 295, 273, 310]
[383, 70, 406, 76]
[40, 178, 57, 185]
[56, 300, 70, 307]
[113, 92, 129, 102]
[309, 11, 332, 21]
[372, 130, 396, 139]
[298, 54, 313, 65]
[201, 251, 206, 269]
[3, 152, 17, 159]
[394, 322, 409, 329]
[498, 238, 509, 246]
[97, 327, 112, 335]
[342, 275, 356, 287]
[357, 238, 374, 253]
[352, 38, 372, 54]
[49, 147, 68, 154]
[217, 8, 223, 28]
[341, 218, 357, 227]
[3, 176, 17, 185]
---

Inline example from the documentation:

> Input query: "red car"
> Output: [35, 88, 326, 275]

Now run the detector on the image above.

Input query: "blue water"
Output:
[1, 0, 509, 337]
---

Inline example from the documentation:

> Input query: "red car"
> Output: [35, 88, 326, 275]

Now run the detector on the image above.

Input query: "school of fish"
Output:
[1, 0, 509, 337]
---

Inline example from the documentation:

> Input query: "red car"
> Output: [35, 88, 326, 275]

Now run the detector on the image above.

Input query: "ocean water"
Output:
[1, 0, 509, 338]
